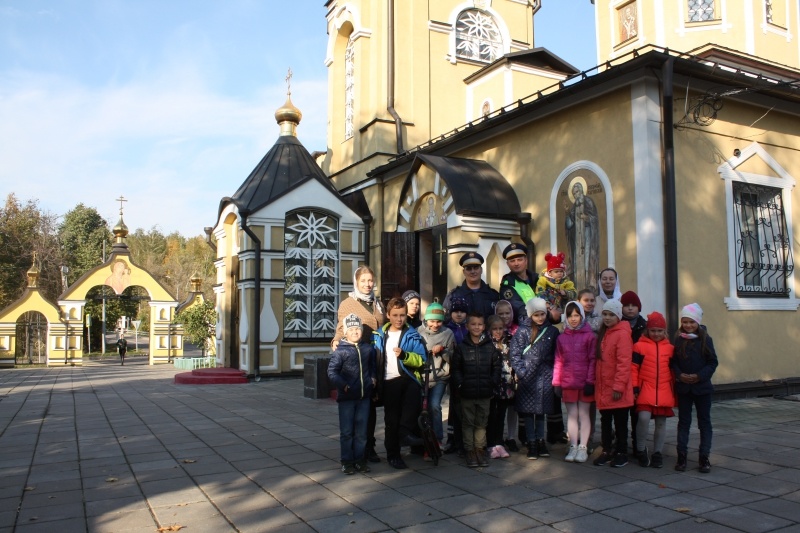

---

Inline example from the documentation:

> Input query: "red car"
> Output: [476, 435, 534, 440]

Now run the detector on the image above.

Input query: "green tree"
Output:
[0, 194, 62, 307]
[175, 300, 216, 356]
[58, 204, 111, 282]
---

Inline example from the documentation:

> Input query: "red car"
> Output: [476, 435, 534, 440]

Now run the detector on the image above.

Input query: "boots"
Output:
[699, 454, 711, 473]
[526, 440, 539, 460]
[466, 449, 479, 468]
[675, 451, 687, 471]
[476, 447, 489, 467]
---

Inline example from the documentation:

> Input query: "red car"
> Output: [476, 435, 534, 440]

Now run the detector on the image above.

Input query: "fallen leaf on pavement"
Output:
[106, 477, 118, 482]
[181, 459, 196, 464]
[675, 507, 691, 513]
[156, 525, 184, 532]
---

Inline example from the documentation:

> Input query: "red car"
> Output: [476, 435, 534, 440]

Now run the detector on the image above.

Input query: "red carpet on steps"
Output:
[174, 367, 248, 384]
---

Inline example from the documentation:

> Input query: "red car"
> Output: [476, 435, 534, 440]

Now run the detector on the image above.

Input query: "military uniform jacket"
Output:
[443, 280, 499, 318]
[500, 270, 539, 325]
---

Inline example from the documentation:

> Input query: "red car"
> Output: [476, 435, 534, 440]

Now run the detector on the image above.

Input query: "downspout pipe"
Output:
[387, 0, 404, 154]
[239, 209, 261, 381]
[661, 57, 679, 333]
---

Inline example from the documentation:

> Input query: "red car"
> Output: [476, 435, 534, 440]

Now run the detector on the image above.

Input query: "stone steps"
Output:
[174, 367, 248, 384]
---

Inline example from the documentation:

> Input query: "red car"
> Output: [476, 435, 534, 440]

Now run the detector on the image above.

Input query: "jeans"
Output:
[427, 381, 447, 442]
[523, 414, 545, 444]
[677, 392, 713, 456]
[338, 397, 370, 464]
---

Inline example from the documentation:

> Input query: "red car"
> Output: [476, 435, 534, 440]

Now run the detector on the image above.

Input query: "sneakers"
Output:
[651, 451, 663, 468]
[575, 445, 588, 463]
[565, 445, 578, 462]
[495, 445, 510, 458]
[504, 439, 519, 452]
[611, 452, 628, 468]
[341, 463, 355, 475]
[593, 451, 614, 466]
[490, 446, 500, 459]
[354, 461, 371, 473]
[536, 439, 550, 458]
[675, 451, 687, 472]
[699, 455, 711, 473]
[526, 442, 538, 460]
[423, 451, 432, 462]
[637, 447, 651, 467]
[388, 457, 407, 469]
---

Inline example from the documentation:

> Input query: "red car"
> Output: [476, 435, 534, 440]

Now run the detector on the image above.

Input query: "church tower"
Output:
[322, 0, 578, 189]
[595, 0, 800, 73]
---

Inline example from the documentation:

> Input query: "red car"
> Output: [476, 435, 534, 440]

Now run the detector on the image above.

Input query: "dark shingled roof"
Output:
[220, 135, 341, 216]
[407, 154, 522, 220]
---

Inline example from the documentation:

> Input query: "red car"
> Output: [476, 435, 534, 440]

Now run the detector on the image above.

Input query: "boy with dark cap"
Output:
[620, 290, 647, 343]
[402, 290, 422, 328]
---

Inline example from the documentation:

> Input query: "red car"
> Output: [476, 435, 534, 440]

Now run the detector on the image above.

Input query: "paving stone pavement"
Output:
[1, 359, 800, 532]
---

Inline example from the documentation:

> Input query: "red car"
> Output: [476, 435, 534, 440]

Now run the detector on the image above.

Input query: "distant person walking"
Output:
[116, 336, 128, 365]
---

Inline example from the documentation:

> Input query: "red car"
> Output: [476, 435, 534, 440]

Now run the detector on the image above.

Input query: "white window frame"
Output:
[718, 142, 798, 310]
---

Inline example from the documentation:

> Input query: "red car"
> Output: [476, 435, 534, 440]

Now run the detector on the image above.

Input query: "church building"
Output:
[212, 0, 800, 392]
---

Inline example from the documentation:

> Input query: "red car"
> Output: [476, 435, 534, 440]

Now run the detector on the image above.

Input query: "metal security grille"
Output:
[688, 0, 715, 21]
[732, 182, 793, 297]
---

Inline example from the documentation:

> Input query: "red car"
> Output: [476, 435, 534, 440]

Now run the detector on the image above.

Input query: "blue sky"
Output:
[0, 0, 597, 236]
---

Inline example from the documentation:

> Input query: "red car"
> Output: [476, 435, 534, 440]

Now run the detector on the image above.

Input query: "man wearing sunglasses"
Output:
[442, 252, 499, 319]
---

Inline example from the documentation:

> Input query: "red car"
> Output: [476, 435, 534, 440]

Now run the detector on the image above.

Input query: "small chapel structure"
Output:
[213, 0, 800, 393]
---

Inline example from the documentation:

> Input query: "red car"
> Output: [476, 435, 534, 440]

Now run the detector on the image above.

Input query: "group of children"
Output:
[328, 261, 719, 476]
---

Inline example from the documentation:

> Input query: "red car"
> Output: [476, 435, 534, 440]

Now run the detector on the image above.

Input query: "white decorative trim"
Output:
[550, 161, 616, 268]
[428, 20, 452, 35]
[445, 2, 512, 65]
[631, 78, 666, 315]
[239, 345, 249, 371]
[717, 142, 798, 311]
[260, 345, 279, 371]
[289, 346, 330, 371]
[326, 3, 373, 66]
[455, 215, 520, 235]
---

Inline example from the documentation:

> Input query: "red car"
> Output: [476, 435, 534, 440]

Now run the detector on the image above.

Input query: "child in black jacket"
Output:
[671, 303, 718, 474]
[452, 312, 501, 468]
[328, 314, 377, 474]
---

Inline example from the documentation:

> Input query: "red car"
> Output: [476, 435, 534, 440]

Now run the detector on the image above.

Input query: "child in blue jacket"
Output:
[328, 313, 377, 474]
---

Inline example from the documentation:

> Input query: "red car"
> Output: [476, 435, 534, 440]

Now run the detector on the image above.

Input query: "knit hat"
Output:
[343, 313, 362, 331]
[402, 290, 420, 303]
[681, 302, 703, 324]
[450, 296, 469, 313]
[620, 290, 642, 310]
[602, 299, 623, 320]
[646, 311, 667, 329]
[424, 302, 446, 321]
[526, 297, 548, 316]
[545, 252, 566, 272]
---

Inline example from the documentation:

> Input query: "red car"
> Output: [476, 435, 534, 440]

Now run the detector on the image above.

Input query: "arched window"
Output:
[455, 9, 503, 63]
[284, 210, 339, 339]
[344, 38, 355, 140]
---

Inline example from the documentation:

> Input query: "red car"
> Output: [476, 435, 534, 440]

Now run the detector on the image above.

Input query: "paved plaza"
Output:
[1, 359, 800, 533]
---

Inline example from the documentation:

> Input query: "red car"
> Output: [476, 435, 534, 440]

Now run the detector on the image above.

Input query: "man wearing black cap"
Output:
[499, 243, 539, 324]
[442, 252, 499, 319]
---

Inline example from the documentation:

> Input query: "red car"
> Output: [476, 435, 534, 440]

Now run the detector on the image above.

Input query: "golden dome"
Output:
[113, 216, 129, 242]
[275, 96, 302, 136]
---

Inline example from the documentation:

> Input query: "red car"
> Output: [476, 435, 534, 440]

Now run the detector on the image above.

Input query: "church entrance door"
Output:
[381, 226, 447, 310]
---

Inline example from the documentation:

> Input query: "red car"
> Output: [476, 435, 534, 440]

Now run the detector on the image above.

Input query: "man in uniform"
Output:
[499, 243, 563, 326]
[442, 252, 499, 318]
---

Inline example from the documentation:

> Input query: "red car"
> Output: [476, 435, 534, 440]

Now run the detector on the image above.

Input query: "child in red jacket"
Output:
[631, 312, 675, 468]
[592, 299, 634, 468]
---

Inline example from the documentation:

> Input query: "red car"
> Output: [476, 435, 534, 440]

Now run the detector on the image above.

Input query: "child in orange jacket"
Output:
[631, 312, 675, 468]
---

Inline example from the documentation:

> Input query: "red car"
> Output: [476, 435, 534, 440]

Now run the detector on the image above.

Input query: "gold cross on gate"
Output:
[435, 234, 447, 275]
[116, 195, 127, 215]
